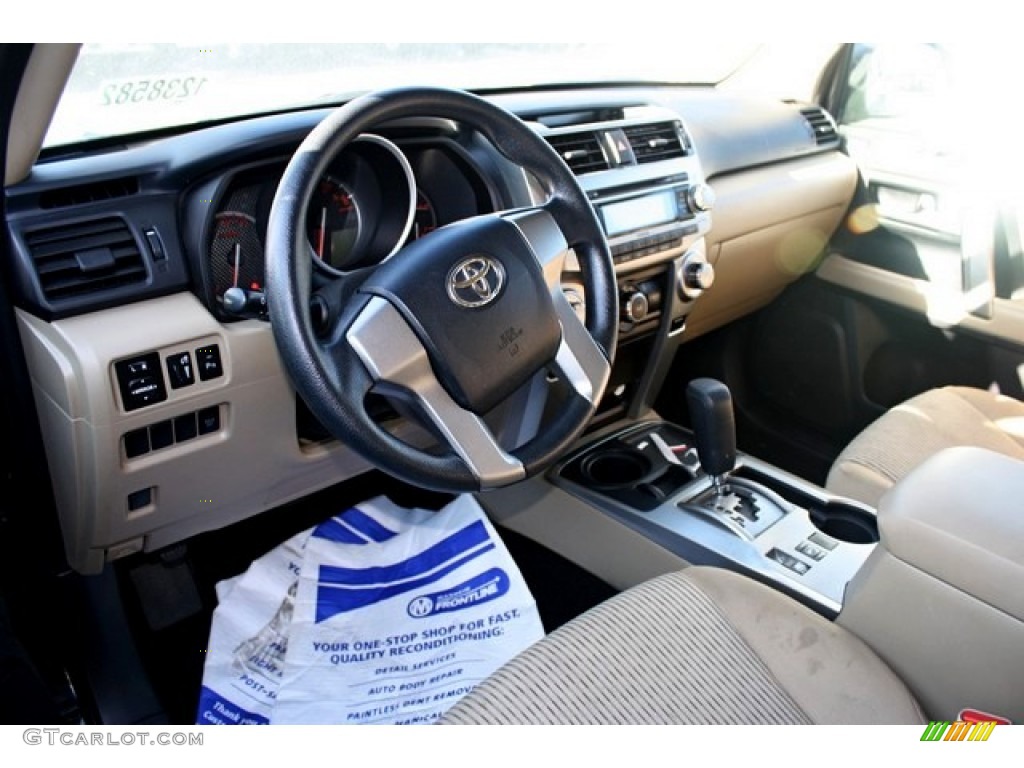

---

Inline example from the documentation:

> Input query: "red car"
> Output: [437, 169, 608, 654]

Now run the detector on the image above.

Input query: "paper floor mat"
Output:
[196, 494, 544, 725]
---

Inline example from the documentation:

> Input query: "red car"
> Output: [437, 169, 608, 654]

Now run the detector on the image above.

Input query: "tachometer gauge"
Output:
[307, 176, 362, 271]
[210, 210, 263, 300]
[306, 134, 416, 275]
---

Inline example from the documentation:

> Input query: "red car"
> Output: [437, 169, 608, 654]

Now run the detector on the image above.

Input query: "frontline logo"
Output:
[407, 568, 510, 618]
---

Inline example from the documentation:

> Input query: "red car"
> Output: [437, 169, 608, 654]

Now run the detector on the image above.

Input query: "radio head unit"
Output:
[595, 178, 714, 266]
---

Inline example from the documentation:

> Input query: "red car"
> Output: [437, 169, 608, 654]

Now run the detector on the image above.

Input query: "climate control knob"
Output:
[684, 261, 716, 292]
[621, 290, 650, 324]
[678, 249, 715, 301]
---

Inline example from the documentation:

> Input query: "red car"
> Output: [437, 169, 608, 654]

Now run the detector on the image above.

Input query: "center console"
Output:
[531, 106, 878, 618]
[537, 106, 715, 421]
[551, 379, 879, 618]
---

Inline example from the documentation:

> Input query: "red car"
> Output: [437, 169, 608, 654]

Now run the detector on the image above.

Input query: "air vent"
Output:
[545, 132, 610, 175]
[624, 122, 689, 163]
[799, 106, 839, 146]
[39, 177, 139, 209]
[24, 217, 147, 302]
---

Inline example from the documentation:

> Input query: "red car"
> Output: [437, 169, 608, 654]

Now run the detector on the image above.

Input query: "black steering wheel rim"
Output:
[266, 86, 617, 492]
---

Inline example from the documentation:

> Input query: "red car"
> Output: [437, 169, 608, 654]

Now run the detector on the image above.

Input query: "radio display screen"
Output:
[600, 190, 678, 237]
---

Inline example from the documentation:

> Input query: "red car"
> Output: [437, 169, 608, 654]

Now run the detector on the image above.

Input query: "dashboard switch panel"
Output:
[115, 352, 167, 411]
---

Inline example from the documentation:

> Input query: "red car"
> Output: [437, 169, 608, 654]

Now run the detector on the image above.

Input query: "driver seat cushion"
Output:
[827, 386, 1024, 508]
[439, 567, 925, 724]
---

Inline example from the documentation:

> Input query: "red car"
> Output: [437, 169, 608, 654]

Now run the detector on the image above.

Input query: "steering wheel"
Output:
[265, 87, 617, 493]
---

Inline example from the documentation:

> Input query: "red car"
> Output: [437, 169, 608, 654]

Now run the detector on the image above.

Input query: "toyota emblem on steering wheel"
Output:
[446, 255, 506, 308]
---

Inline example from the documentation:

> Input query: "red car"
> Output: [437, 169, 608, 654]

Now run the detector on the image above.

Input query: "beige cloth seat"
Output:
[440, 567, 924, 725]
[827, 386, 1024, 508]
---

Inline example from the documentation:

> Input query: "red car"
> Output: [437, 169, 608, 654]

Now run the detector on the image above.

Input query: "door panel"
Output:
[812, 42, 1024, 399]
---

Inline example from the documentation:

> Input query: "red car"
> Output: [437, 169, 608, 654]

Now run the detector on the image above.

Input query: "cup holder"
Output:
[809, 502, 879, 544]
[580, 449, 656, 491]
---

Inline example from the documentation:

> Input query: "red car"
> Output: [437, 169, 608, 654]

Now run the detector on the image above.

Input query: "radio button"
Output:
[688, 183, 716, 213]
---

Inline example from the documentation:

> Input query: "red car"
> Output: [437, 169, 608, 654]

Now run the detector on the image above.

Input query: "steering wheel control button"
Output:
[197, 406, 221, 435]
[174, 413, 198, 442]
[196, 345, 223, 381]
[446, 255, 506, 308]
[115, 352, 167, 411]
[149, 420, 174, 451]
[166, 351, 195, 389]
[124, 428, 150, 459]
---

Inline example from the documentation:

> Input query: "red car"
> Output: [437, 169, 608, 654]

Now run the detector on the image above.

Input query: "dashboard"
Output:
[4, 86, 858, 574]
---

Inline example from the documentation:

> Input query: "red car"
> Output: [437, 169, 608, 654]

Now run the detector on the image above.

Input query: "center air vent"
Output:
[799, 106, 839, 146]
[545, 132, 610, 175]
[24, 217, 147, 302]
[624, 122, 689, 163]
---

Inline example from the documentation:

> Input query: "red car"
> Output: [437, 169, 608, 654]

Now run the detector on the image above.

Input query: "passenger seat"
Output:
[826, 386, 1024, 507]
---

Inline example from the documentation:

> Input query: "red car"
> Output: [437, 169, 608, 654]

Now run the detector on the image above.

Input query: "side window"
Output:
[828, 44, 1018, 312]
[839, 44, 958, 234]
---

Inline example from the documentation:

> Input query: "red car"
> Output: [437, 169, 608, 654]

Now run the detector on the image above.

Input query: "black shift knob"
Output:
[686, 378, 736, 478]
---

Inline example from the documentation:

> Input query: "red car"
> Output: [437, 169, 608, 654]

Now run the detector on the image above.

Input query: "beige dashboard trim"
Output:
[16, 293, 396, 574]
[682, 152, 857, 341]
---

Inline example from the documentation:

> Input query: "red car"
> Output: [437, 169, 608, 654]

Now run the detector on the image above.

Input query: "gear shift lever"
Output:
[686, 378, 736, 495]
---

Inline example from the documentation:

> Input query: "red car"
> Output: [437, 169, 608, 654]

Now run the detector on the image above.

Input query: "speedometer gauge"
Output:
[307, 176, 362, 270]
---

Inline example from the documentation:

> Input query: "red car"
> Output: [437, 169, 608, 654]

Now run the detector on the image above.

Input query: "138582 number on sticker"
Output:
[101, 77, 208, 106]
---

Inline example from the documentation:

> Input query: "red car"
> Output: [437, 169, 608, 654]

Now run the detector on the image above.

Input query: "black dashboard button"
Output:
[166, 352, 195, 389]
[115, 353, 167, 411]
[149, 420, 174, 451]
[127, 488, 152, 511]
[196, 345, 223, 381]
[197, 406, 220, 435]
[174, 413, 198, 442]
[124, 428, 150, 458]
[144, 228, 167, 262]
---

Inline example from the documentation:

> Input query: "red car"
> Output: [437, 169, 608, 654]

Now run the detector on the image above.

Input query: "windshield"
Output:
[45, 43, 768, 148]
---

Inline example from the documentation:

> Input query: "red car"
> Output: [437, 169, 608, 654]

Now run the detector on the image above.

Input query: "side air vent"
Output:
[39, 176, 139, 209]
[799, 106, 839, 146]
[546, 132, 610, 175]
[624, 122, 689, 163]
[24, 217, 147, 302]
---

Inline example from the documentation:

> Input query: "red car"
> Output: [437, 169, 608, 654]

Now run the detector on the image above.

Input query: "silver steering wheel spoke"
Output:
[504, 208, 571, 292]
[346, 296, 526, 488]
[505, 208, 611, 405]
